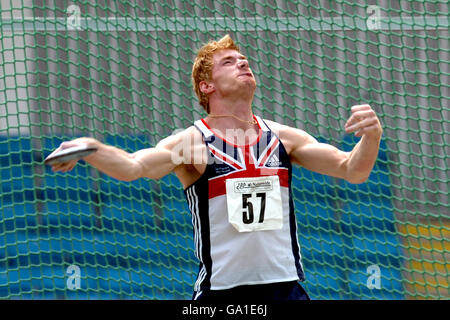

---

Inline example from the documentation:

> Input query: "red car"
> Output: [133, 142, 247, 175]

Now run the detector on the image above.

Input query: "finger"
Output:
[66, 161, 77, 172]
[64, 159, 78, 169]
[62, 165, 72, 173]
[345, 117, 378, 133]
[60, 163, 75, 173]
[346, 117, 377, 133]
[345, 114, 362, 129]
[51, 140, 85, 155]
[59, 140, 86, 151]
[345, 109, 376, 128]
[351, 104, 371, 113]
[354, 123, 380, 137]
[347, 109, 375, 121]
[51, 163, 67, 172]
[352, 109, 376, 118]
[51, 159, 77, 172]
[46, 141, 73, 160]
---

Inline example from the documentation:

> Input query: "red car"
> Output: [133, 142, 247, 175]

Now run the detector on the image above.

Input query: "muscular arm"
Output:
[287, 132, 380, 184]
[48, 129, 193, 182]
[268, 104, 383, 184]
[86, 139, 176, 181]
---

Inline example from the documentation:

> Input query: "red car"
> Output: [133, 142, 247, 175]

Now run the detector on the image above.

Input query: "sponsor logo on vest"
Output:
[234, 179, 273, 193]
[266, 154, 282, 167]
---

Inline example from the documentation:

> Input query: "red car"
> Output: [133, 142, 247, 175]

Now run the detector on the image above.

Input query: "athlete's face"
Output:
[209, 49, 256, 96]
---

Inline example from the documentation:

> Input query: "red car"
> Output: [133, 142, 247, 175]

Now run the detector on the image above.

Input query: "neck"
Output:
[210, 95, 253, 117]
[205, 97, 260, 145]
[208, 113, 257, 126]
[205, 113, 260, 146]
[207, 107, 255, 129]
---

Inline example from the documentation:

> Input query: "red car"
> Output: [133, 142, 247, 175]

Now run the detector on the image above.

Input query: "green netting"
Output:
[1, 1, 449, 300]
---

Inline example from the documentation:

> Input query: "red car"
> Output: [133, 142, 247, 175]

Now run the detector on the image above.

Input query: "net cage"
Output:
[0, 0, 448, 299]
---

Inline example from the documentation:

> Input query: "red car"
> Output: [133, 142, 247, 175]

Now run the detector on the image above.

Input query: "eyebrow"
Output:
[219, 54, 247, 63]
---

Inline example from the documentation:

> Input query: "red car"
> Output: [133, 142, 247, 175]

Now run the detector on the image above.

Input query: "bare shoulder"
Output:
[262, 119, 283, 131]
[155, 125, 202, 150]
[262, 119, 317, 154]
[263, 119, 308, 135]
[154, 125, 206, 188]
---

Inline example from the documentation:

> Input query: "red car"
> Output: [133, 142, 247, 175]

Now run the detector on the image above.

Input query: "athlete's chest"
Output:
[205, 131, 289, 172]
[177, 117, 294, 189]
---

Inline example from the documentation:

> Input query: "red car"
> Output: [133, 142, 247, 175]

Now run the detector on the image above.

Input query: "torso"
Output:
[182, 115, 305, 291]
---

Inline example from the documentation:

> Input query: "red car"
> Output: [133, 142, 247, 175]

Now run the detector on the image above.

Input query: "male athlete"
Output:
[48, 35, 383, 301]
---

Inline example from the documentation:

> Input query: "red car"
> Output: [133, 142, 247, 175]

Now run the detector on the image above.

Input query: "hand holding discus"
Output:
[44, 140, 98, 172]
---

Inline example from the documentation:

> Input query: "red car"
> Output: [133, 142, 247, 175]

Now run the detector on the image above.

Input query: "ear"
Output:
[199, 80, 215, 95]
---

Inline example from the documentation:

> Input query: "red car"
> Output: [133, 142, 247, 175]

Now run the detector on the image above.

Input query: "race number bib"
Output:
[225, 176, 283, 232]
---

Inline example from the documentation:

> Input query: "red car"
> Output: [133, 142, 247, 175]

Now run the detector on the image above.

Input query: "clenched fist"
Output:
[345, 104, 383, 139]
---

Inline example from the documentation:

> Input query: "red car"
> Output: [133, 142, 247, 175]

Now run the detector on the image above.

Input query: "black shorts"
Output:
[193, 281, 310, 301]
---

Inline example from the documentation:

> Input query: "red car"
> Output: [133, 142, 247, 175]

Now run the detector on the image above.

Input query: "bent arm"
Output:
[340, 135, 381, 183]
[292, 134, 381, 184]
[270, 104, 382, 184]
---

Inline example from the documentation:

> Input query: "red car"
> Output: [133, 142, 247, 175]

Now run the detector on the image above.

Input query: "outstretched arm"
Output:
[48, 133, 184, 182]
[272, 104, 383, 184]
